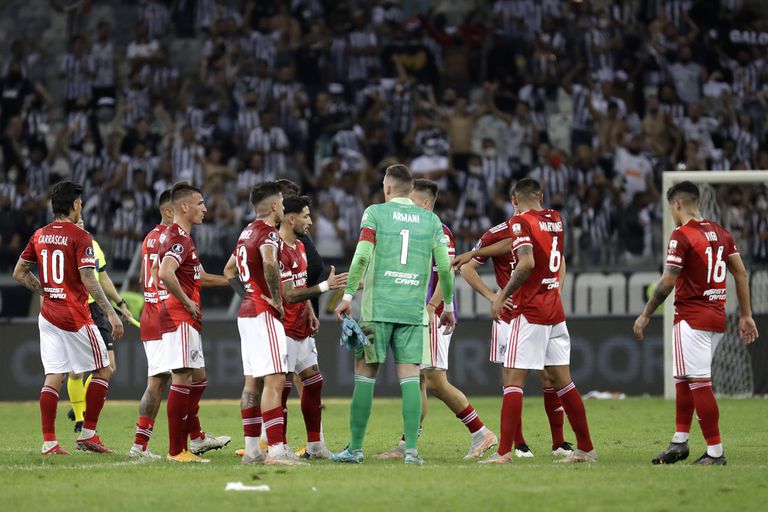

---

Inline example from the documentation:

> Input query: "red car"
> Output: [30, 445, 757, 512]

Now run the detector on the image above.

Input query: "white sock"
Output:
[131, 443, 144, 451]
[471, 426, 489, 443]
[245, 436, 260, 456]
[671, 432, 689, 443]
[80, 427, 96, 439]
[268, 444, 284, 458]
[307, 441, 324, 452]
[707, 443, 723, 458]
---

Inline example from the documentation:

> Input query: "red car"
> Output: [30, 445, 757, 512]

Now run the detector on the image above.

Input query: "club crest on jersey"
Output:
[172, 243, 184, 254]
[279, 261, 285, 272]
[190, 350, 199, 362]
[86, 247, 94, 257]
[668, 240, 678, 252]
[512, 223, 522, 235]
[268, 231, 279, 242]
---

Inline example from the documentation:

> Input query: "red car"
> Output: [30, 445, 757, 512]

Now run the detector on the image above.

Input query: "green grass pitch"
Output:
[1, 397, 767, 511]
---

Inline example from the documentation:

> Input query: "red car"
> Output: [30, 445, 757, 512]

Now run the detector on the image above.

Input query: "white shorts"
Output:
[673, 320, 723, 379]
[504, 314, 570, 370]
[287, 336, 319, 374]
[238, 313, 288, 378]
[491, 319, 510, 364]
[39, 314, 110, 374]
[159, 323, 205, 371]
[142, 339, 170, 376]
[421, 315, 452, 370]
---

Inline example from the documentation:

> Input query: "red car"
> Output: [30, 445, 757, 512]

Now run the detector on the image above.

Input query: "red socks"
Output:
[457, 404, 484, 434]
[689, 381, 720, 446]
[281, 380, 292, 444]
[557, 382, 593, 452]
[168, 385, 191, 456]
[83, 377, 109, 431]
[675, 378, 694, 434]
[262, 406, 284, 447]
[135, 416, 155, 449]
[543, 387, 565, 448]
[40, 386, 59, 442]
[241, 406, 261, 438]
[301, 374, 323, 443]
[498, 385, 523, 455]
[187, 380, 207, 441]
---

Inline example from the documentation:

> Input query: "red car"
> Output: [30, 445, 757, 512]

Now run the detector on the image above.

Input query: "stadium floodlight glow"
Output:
[661, 170, 768, 399]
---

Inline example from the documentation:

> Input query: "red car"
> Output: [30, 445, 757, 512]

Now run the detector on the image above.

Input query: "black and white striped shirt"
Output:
[233, 75, 272, 110]
[111, 207, 143, 261]
[185, 106, 206, 133]
[90, 41, 115, 89]
[528, 164, 571, 206]
[24, 159, 51, 199]
[171, 142, 204, 186]
[244, 31, 277, 71]
[139, 1, 171, 39]
[70, 151, 103, 186]
[389, 83, 416, 134]
[579, 200, 614, 248]
[122, 86, 151, 127]
[246, 126, 289, 176]
[235, 109, 261, 146]
[664, 0, 692, 32]
[729, 124, 758, 166]
[584, 28, 614, 71]
[750, 212, 768, 261]
[66, 111, 90, 147]
[481, 156, 511, 194]
[347, 29, 379, 81]
[329, 36, 347, 83]
[59, 53, 93, 100]
[570, 84, 594, 131]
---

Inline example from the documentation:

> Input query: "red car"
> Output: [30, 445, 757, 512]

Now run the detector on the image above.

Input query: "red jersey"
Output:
[140, 224, 169, 341]
[473, 221, 515, 322]
[235, 219, 281, 318]
[666, 219, 737, 332]
[508, 209, 566, 325]
[428, 224, 456, 316]
[280, 239, 312, 339]
[157, 223, 202, 333]
[20, 221, 96, 331]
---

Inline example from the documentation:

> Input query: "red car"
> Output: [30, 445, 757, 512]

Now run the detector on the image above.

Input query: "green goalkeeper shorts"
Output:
[356, 321, 427, 364]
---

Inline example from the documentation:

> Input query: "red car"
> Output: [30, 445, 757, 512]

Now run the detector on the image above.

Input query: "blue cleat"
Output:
[332, 447, 364, 464]
[404, 449, 424, 465]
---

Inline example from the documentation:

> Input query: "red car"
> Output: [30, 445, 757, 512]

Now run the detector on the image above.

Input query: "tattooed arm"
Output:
[259, 244, 284, 318]
[80, 268, 125, 340]
[633, 265, 680, 341]
[491, 245, 534, 320]
[13, 259, 44, 296]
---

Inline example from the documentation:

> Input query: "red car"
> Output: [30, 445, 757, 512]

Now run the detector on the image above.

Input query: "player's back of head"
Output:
[666, 181, 700, 205]
[250, 181, 283, 207]
[413, 178, 438, 200]
[511, 178, 543, 201]
[283, 195, 311, 215]
[384, 164, 413, 194]
[50, 180, 84, 218]
[276, 179, 301, 197]
[170, 181, 202, 205]
[158, 189, 172, 207]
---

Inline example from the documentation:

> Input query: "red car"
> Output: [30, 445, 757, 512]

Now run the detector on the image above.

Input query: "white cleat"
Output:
[464, 431, 498, 459]
[190, 432, 231, 455]
[375, 441, 405, 460]
[514, 444, 534, 458]
[555, 448, 598, 463]
[552, 442, 574, 458]
[241, 451, 267, 464]
[305, 442, 333, 460]
[266, 446, 308, 466]
[129, 444, 162, 460]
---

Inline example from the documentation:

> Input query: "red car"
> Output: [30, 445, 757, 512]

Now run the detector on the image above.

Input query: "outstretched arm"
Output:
[283, 265, 348, 304]
[452, 239, 512, 270]
[633, 265, 680, 340]
[728, 254, 759, 344]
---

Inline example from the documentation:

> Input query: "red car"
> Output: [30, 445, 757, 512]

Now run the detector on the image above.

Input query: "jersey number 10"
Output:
[40, 248, 65, 285]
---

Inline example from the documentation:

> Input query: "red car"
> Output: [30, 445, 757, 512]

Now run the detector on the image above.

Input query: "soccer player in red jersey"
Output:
[455, 188, 574, 458]
[13, 181, 124, 455]
[157, 182, 230, 463]
[473, 178, 596, 463]
[634, 181, 758, 466]
[277, 195, 348, 459]
[229, 181, 306, 466]
[377, 179, 497, 460]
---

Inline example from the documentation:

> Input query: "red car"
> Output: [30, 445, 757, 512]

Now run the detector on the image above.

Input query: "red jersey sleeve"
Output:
[443, 225, 455, 256]
[162, 234, 190, 266]
[509, 216, 534, 253]
[726, 230, 739, 257]
[20, 234, 37, 263]
[74, 230, 96, 270]
[279, 244, 293, 283]
[665, 229, 690, 269]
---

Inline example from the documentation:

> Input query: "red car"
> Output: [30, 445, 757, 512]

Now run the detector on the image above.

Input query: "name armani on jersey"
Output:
[393, 211, 420, 223]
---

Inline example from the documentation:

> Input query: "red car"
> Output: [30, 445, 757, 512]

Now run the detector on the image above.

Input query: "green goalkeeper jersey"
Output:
[345, 197, 453, 325]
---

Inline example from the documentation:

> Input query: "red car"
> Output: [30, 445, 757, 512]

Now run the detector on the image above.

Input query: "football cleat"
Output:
[189, 432, 231, 455]
[67, 408, 76, 422]
[76, 434, 114, 453]
[552, 442, 574, 457]
[74, 421, 83, 434]
[265, 448, 308, 466]
[478, 452, 513, 464]
[41, 442, 71, 455]
[304, 443, 333, 460]
[404, 449, 424, 465]
[515, 443, 534, 458]
[651, 442, 689, 465]
[555, 448, 598, 463]
[167, 450, 210, 463]
[294, 445, 308, 458]
[235, 448, 245, 457]
[465, 431, 498, 459]
[332, 447, 364, 464]
[375, 441, 405, 460]
[241, 451, 267, 464]
[128, 444, 161, 460]
[692, 452, 727, 466]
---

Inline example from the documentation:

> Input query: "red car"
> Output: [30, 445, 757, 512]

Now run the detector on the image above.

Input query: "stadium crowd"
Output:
[2, 0, 768, 274]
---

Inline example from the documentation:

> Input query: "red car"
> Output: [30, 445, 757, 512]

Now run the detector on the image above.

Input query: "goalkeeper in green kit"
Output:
[333, 164, 456, 465]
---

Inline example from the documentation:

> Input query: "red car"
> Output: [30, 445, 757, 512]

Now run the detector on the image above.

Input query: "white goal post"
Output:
[661, 170, 768, 398]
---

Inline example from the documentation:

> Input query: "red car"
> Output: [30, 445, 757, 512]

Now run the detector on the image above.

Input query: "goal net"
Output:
[662, 171, 768, 398]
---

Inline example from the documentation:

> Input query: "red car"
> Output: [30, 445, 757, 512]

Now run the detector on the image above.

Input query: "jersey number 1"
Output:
[40, 248, 64, 285]
[399, 229, 410, 265]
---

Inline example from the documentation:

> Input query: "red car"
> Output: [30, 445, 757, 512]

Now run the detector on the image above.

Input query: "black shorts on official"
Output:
[89, 303, 114, 351]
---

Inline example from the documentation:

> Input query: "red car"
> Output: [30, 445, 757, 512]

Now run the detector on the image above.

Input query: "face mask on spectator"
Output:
[122, 199, 135, 211]
[469, 164, 482, 175]
[483, 148, 497, 158]
[548, 155, 562, 167]
[7, 169, 19, 183]
[83, 142, 95, 155]
[424, 147, 436, 156]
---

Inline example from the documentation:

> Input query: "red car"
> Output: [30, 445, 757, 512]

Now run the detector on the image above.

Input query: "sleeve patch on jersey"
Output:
[172, 243, 184, 254]
[668, 240, 677, 252]
[85, 247, 95, 258]
[359, 227, 376, 244]
[268, 231, 279, 242]
[512, 223, 522, 235]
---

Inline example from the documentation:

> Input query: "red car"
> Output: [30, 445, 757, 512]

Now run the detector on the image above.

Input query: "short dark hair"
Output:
[276, 179, 301, 197]
[158, 189, 172, 206]
[284, 195, 311, 215]
[385, 164, 413, 188]
[413, 178, 438, 200]
[50, 181, 84, 217]
[170, 181, 202, 203]
[666, 181, 700, 204]
[512, 178, 542, 198]
[249, 181, 282, 207]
